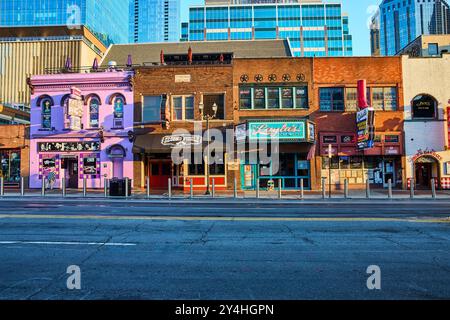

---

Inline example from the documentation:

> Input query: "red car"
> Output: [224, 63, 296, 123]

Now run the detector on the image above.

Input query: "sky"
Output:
[181, 0, 382, 57]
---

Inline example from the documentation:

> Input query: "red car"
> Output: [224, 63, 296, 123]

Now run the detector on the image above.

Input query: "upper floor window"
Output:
[113, 97, 124, 128]
[239, 85, 308, 110]
[89, 97, 100, 128]
[372, 87, 397, 111]
[428, 43, 439, 56]
[345, 87, 371, 112]
[203, 94, 225, 120]
[41, 98, 52, 129]
[319, 87, 344, 111]
[173, 96, 195, 121]
[142, 95, 162, 122]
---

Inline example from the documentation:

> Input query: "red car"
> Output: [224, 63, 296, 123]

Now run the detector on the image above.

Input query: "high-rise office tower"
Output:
[379, 0, 450, 56]
[130, 0, 180, 43]
[370, 9, 381, 56]
[188, 0, 353, 57]
[0, 0, 129, 46]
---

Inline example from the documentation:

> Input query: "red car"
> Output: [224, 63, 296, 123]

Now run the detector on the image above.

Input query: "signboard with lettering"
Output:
[175, 75, 191, 83]
[38, 142, 100, 152]
[412, 95, 436, 119]
[161, 135, 202, 148]
[249, 121, 306, 141]
[356, 108, 375, 150]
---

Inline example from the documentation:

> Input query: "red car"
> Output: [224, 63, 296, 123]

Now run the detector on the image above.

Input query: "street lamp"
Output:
[328, 144, 332, 198]
[199, 102, 218, 195]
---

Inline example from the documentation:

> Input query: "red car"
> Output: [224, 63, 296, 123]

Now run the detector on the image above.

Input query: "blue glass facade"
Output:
[130, 0, 180, 43]
[379, 0, 450, 56]
[188, 2, 353, 57]
[0, 0, 129, 45]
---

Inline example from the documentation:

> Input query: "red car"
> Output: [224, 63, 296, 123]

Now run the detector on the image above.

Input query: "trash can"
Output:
[109, 178, 132, 197]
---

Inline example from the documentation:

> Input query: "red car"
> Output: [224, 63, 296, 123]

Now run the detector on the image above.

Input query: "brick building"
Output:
[312, 57, 405, 190]
[102, 40, 292, 191]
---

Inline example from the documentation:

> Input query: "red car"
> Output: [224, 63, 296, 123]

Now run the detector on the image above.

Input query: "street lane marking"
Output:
[0, 241, 136, 246]
[0, 214, 449, 224]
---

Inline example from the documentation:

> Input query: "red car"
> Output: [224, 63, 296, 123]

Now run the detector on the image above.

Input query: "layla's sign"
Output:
[248, 121, 307, 141]
[39, 142, 100, 152]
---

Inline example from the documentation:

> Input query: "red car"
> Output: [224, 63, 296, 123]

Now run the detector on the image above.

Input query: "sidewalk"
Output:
[1, 187, 450, 201]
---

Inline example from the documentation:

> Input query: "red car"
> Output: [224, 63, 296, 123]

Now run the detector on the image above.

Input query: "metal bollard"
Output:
[234, 177, 238, 199]
[388, 179, 393, 199]
[344, 178, 349, 199]
[278, 179, 282, 199]
[20, 177, 25, 197]
[125, 177, 129, 198]
[212, 178, 215, 198]
[0, 177, 4, 196]
[168, 178, 172, 199]
[256, 178, 260, 199]
[146, 176, 150, 198]
[300, 179, 304, 200]
[410, 178, 415, 199]
[83, 177, 87, 198]
[103, 178, 108, 198]
[41, 178, 45, 197]
[190, 178, 194, 199]
[62, 177, 66, 197]
[322, 177, 326, 199]
[366, 179, 371, 199]
[431, 178, 436, 199]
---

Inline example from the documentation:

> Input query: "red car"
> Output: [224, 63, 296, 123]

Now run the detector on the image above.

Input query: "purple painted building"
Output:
[28, 70, 134, 189]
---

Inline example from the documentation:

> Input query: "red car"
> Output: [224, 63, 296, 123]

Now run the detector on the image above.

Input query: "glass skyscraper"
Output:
[188, 0, 353, 57]
[130, 0, 180, 43]
[0, 0, 129, 45]
[379, 0, 450, 56]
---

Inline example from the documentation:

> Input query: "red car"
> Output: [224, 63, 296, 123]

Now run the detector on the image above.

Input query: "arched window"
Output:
[41, 98, 52, 129]
[113, 96, 124, 128]
[89, 97, 100, 128]
[412, 94, 438, 119]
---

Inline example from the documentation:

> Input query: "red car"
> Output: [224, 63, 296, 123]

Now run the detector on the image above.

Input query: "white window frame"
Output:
[172, 95, 195, 121]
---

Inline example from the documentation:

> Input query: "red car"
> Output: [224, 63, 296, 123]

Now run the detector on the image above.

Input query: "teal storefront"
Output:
[238, 120, 316, 191]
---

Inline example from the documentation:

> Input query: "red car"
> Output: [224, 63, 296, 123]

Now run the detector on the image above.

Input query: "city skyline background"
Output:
[181, 0, 381, 56]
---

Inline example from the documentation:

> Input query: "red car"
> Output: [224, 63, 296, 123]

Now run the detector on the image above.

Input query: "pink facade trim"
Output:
[29, 71, 134, 189]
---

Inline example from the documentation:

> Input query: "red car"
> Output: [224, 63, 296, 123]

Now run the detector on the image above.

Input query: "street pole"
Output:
[328, 144, 332, 199]
[205, 117, 211, 196]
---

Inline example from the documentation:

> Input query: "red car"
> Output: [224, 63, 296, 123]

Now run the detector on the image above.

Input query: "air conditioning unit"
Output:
[113, 118, 123, 128]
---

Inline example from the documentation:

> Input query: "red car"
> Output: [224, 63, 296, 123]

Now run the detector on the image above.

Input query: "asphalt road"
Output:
[0, 199, 449, 300]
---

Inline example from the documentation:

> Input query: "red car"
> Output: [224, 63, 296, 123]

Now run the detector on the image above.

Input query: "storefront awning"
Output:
[133, 133, 229, 154]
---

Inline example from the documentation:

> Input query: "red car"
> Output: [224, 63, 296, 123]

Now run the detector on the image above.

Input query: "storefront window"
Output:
[113, 96, 124, 127]
[364, 157, 378, 169]
[0, 150, 21, 183]
[89, 98, 100, 128]
[143, 95, 162, 122]
[209, 164, 225, 175]
[83, 157, 97, 174]
[41, 98, 52, 129]
[189, 164, 205, 176]
[267, 88, 280, 109]
[239, 88, 252, 109]
[281, 88, 293, 109]
[372, 87, 397, 111]
[350, 156, 363, 169]
[322, 157, 339, 169]
[203, 94, 225, 119]
[319, 87, 344, 111]
[173, 96, 195, 121]
[295, 87, 308, 109]
[340, 156, 350, 169]
[254, 88, 265, 109]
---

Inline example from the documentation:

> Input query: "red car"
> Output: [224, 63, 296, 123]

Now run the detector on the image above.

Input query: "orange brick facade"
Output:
[0, 125, 30, 187]
[132, 56, 406, 192]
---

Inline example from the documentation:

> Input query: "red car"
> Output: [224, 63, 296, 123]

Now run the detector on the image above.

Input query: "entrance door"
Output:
[65, 158, 78, 189]
[149, 161, 171, 189]
[113, 158, 124, 179]
[383, 160, 395, 188]
[415, 163, 432, 189]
